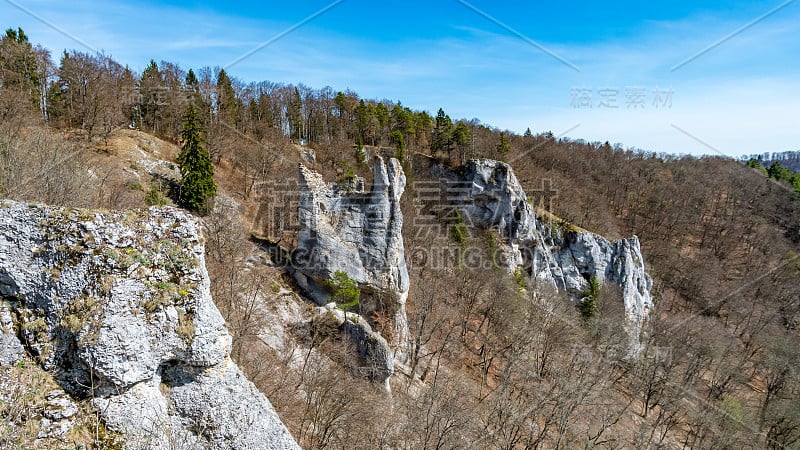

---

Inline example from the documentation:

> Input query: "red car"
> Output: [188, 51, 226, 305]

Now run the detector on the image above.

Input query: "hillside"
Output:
[744, 151, 800, 174]
[1, 28, 799, 449]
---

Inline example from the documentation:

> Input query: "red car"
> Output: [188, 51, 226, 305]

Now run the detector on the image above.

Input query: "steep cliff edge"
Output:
[289, 156, 652, 380]
[461, 160, 653, 341]
[0, 200, 299, 449]
[292, 155, 409, 379]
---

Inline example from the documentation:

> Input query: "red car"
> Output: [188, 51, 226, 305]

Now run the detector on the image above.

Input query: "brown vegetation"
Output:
[1, 27, 798, 449]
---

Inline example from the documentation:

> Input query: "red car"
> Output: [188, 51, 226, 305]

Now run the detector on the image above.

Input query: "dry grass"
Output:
[534, 206, 590, 234]
[0, 357, 113, 449]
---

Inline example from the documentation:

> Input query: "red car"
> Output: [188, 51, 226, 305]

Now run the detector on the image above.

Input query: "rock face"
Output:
[461, 160, 653, 340]
[0, 200, 299, 449]
[312, 303, 394, 389]
[0, 301, 22, 366]
[38, 389, 79, 439]
[293, 155, 409, 370]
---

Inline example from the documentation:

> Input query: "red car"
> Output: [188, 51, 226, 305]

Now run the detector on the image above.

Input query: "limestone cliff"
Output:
[0, 200, 298, 449]
[292, 155, 409, 374]
[461, 160, 653, 341]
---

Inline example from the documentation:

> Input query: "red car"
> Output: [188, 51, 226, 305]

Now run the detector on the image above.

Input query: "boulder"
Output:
[312, 304, 394, 389]
[37, 389, 79, 439]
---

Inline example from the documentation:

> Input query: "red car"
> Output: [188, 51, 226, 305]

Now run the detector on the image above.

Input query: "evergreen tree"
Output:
[451, 122, 472, 162]
[390, 130, 405, 162]
[5, 27, 26, 42]
[391, 105, 416, 149]
[580, 275, 600, 320]
[287, 86, 303, 140]
[0, 27, 41, 107]
[432, 107, 453, 156]
[216, 68, 238, 124]
[355, 99, 371, 144]
[747, 158, 767, 175]
[184, 68, 203, 112]
[327, 271, 360, 310]
[767, 161, 792, 182]
[185, 68, 198, 91]
[177, 104, 216, 213]
[138, 60, 163, 133]
[496, 132, 511, 154]
[414, 110, 433, 150]
[375, 101, 390, 143]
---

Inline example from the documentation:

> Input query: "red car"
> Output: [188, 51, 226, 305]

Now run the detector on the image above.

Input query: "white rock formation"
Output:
[0, 200, 299, 449]
[462, 160, 653, 341]
[293, 155, 409, 366]
[37, 389, 79, 439]
[0, 301, 22, 366]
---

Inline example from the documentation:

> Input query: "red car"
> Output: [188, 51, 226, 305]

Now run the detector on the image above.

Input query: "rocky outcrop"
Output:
[0, 301, 22, 366]
[462, 160, 653, 341]
[37, 389, 79, 439]
[312, 303, 394, 389]
[293, 156, 409, 371]
[0, 200, 299, 449]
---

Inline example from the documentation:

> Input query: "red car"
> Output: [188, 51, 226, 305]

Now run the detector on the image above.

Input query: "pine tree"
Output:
[216, 68, 238, 124]
[767, 161, 792, 182]
[355, 99, 371, 144]
[391, 105, 416, 150]
[580, 275, 600, 320]
[1, 27, 41, 106]
[432, 107, 453, 156]
[185, 68, 198, 91]
[177, 104, 216, 213]
[496, 132, 511, 154]
[375, 102, 389, 142]
[451, 122, 472, 162]
[287, 86, 303, 141]
[390, 130, 405, 162]
[138, 60, 163, 133]
[327, 271, 360, 310]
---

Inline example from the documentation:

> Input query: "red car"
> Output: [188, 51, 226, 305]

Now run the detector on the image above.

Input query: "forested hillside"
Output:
[744, 151, 800, 174]
[1, 27, 799, 449]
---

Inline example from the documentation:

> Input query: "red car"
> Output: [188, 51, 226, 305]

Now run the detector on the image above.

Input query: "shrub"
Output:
[580, 275, 600, 319]
[354, 144, 367, 165]
[327, 271, 360, 310]
[336, 161, 357, 186]
[450, 210, 468, 245]
[145, 183, 167, 206]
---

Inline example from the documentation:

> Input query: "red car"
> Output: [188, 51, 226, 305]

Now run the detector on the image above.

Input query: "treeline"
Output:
[1, 27, 519, 164]
[746, 158, 800, 196]
[743, 151, 800, 173]
[5, 25, 800, 449]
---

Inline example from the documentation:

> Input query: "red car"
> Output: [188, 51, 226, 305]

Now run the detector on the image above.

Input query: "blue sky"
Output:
[3, 0, 799, 156]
